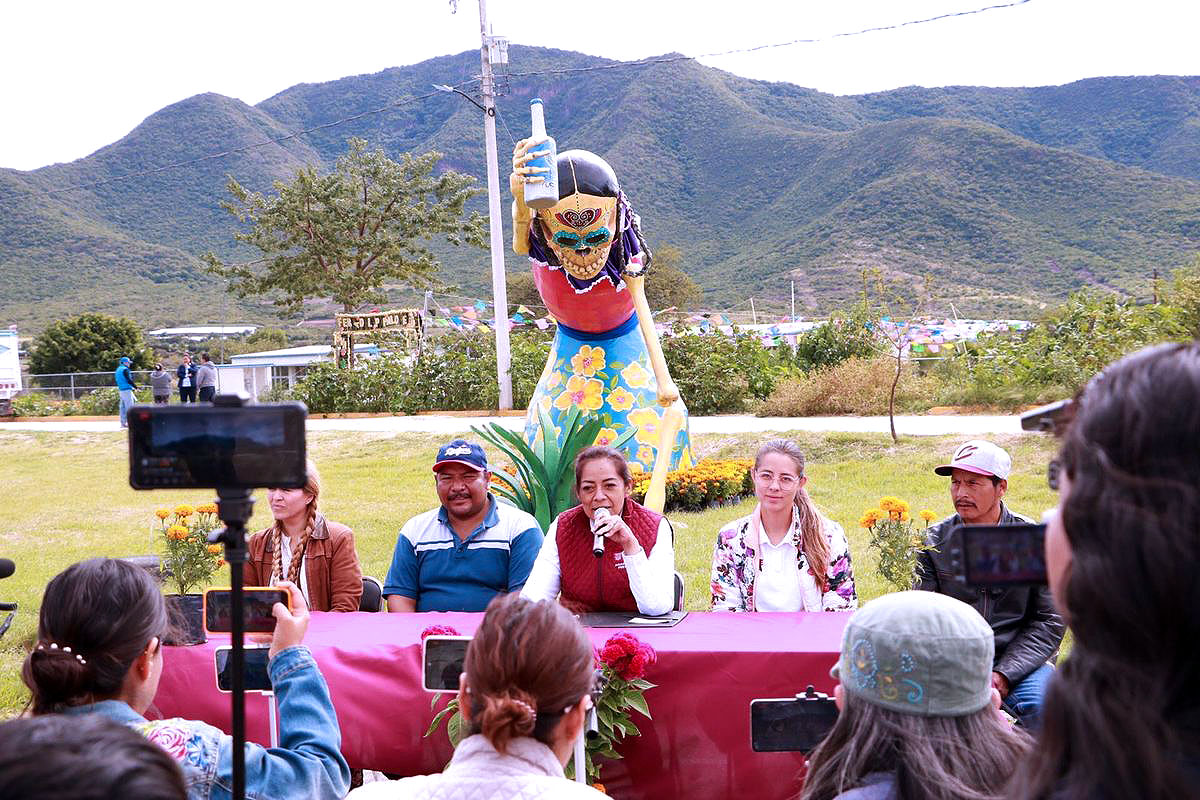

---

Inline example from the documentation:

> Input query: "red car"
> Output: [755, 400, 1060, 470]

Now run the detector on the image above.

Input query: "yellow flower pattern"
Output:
[594, 427, 620, 447]
[621, 361, 650, 389]
[607, 386, 635, 412]
[627, 407, 663, 446]
[554, 375, 604, 412]
[570, 345, 606, 377]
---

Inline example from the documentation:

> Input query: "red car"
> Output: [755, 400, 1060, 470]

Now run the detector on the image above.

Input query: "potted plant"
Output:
[154, 503, 223, 645]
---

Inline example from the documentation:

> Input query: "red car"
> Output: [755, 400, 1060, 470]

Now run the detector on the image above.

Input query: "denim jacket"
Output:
[63, 645, 350, 800]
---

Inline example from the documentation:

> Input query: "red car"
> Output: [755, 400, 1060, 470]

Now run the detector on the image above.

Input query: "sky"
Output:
[3, 0, 1198, 171]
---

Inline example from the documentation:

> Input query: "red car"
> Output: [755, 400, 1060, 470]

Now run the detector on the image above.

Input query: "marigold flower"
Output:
[196, 502, 218, 514]
[920, 509, 936, 524]
[207, 544, 222, 555]
[154, 509, 171, 520]
[166, 524, 189, 540]
[173, 504, 194, 517]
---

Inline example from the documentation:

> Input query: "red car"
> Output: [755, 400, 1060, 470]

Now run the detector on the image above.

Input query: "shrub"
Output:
[74, 387, 152, 416]
[11, 393, 60, 417]
[629, 458, 754, 513]
[757, 356, 934, 416]
[788, 312, 878, 373]
[663, 332, 786, 415]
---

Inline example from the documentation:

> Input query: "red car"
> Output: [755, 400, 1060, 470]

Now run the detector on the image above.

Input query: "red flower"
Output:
[599, 632, 656, 681]
[420, 624, 460, 641]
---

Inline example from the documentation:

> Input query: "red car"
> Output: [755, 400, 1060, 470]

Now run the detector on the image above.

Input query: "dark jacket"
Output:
[176, 362, 197, 387]
[916, 504, 1066, 684]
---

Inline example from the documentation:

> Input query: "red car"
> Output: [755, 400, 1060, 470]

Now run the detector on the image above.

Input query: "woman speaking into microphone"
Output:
[521, 446, 675, 615]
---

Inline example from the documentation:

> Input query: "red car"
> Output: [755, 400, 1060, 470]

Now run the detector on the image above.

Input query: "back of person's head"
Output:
[1013, 341, 1200, 799]
[23, 558, 168, 714]
[803, 591, 1028, 800]
[463, 593, 593, 754]
[0, 714, 186, 800]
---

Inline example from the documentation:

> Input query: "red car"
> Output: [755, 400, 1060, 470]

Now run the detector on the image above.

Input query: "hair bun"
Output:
[477, 692, 538, 753]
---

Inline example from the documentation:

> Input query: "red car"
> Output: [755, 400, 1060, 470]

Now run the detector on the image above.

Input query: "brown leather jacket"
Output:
[245, 515, 363, 612]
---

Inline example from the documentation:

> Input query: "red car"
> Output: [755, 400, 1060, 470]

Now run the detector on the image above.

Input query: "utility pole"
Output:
[476, 0, 512, 409]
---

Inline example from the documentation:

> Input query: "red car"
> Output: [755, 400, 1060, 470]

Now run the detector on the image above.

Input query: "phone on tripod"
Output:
[750, 685, 839, 752]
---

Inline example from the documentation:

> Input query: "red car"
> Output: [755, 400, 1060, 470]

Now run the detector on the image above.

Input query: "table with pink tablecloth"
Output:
[154, 611, 848, 800]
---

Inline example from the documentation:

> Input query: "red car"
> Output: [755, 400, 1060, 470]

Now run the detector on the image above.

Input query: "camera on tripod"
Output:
[126, 392, 308, 800]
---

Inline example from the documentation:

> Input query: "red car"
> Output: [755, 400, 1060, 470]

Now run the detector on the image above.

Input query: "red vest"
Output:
[556, 500, 661, 613]
[532, 261, 634, 334]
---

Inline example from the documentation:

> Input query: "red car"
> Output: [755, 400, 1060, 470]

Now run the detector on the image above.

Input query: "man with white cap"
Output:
[915, 440, 1065, 728]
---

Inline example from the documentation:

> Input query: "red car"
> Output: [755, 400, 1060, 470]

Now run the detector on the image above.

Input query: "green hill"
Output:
[2, 48, 1199, 331]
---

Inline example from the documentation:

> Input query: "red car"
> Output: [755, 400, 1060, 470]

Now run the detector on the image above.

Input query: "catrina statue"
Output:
[511, 141, 692, 498]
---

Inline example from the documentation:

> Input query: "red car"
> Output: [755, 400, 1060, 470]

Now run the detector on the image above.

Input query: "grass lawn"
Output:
[0, 428, 1061, 714]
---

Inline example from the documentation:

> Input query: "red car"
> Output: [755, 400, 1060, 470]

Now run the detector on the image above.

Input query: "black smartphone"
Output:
[422, 635, 471, 693]
[214, 645, 272, 692]
[750, 688, 839, 753]
[960, 523, 1048, 587]
[128, 402, 307, 490]
[204, 587, 289, 634]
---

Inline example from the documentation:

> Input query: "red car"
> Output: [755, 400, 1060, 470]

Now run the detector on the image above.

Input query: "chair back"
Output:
[360, 575, 384, 612]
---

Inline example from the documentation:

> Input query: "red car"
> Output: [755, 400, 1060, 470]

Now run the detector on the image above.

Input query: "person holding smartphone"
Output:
[710, 439, 857, 612]
[246, 459, 363, 612]
[802, 591, 1030, 800]
[176, 354, 197, 403]
[21, 558, 350, 800]
[915, 441, 1065, 728]
[520, 445, 674, 615]
[349, 594, 605, 799]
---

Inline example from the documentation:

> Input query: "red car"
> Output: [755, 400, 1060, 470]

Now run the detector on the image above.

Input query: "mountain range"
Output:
[3, 46, 1199, 333]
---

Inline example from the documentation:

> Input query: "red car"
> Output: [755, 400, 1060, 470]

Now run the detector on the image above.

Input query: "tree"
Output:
[204, 138, 488, 315]
[645, 245, 701, 311]
[30, 313, 151, 375]
[1169, 254, 1200, 337]
[861, 268, 933, 443]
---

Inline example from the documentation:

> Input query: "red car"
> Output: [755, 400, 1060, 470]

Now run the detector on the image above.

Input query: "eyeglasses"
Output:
[754, 470, 800, 490]
[1047, 459, 1061, 491]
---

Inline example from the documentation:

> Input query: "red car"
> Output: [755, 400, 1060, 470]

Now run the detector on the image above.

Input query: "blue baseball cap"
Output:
[432, 440, 488, 473]
[119, 356, 131, 365]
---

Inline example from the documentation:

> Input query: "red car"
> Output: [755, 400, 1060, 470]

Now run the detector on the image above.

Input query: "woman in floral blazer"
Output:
[710, 439, 857, 612]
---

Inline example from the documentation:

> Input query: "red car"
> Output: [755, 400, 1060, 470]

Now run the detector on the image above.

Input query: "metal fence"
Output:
[23, 370, 156, 401]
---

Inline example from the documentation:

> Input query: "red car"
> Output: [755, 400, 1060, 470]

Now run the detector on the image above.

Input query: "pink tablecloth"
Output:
[154, 611, 848, 800]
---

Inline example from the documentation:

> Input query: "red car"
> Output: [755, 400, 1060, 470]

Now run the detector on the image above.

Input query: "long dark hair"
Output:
[463, 594, 593, 754]
[802, 692, 1029, 800]
[1010, 342, 1200, 799]
[22, 558, 169, 714]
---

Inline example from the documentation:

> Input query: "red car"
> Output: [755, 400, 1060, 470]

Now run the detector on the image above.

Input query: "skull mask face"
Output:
[537, 193, 619, 281]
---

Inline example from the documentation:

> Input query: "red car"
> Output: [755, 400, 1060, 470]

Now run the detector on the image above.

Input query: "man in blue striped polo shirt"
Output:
[383, 439, 544, 612]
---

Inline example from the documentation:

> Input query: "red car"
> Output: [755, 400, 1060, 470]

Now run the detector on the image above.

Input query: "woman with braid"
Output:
[246, 459, 363, 612]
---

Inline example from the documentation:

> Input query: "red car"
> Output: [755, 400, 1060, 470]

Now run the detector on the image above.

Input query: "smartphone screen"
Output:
[128, 403, 307, 489]
[750, 696, 839, 752]
[214, 645, 272, 692]
[961, 523, 1048, 586]
[204, 588, 288, 633]
[423, 635, 471, 692]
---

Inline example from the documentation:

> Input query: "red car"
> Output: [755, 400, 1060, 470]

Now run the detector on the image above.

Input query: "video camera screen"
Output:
[961, 523, 1048, 587]
[128, 403, 307, 489]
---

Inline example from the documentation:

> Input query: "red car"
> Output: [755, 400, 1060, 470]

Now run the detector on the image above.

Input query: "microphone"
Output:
[591, 508, 611, 558]
[0, 559, 14, 580]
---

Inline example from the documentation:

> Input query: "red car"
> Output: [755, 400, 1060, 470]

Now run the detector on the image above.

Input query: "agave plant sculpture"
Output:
[472, 406, 636, 532]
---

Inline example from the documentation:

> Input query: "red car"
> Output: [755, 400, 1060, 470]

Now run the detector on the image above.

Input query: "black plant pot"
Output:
[163, 594, 206, 646]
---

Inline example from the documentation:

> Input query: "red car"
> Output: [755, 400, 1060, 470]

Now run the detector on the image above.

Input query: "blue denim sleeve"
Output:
[211, 645, 349, 800]
[506, 526, 545, 592]
[382, 531, 418, 598]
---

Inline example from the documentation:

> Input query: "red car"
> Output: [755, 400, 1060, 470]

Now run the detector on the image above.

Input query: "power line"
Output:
[504, 0, 1033, 79]
[7, 0, 1031, 201]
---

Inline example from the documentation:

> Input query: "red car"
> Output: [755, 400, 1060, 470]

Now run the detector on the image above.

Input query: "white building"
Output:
[218, 343, 380, 400]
